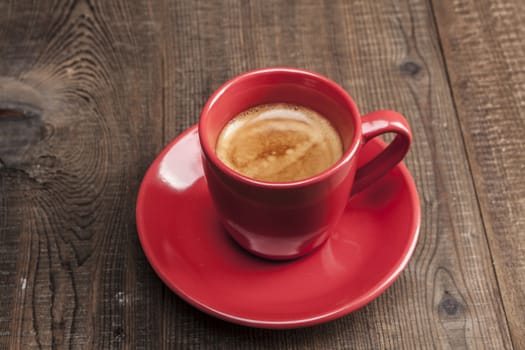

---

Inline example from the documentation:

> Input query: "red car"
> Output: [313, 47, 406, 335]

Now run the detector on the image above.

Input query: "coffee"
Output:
[216, 103, 343, 182]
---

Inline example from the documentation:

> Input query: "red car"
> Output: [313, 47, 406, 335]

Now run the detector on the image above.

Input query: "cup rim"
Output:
[198, 66, 362, 189]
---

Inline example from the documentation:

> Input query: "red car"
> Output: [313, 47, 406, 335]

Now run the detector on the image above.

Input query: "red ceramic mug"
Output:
[199, 67, 411, 260]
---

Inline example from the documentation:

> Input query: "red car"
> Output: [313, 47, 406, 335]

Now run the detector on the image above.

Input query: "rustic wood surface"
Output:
[0, 0, 522, 349]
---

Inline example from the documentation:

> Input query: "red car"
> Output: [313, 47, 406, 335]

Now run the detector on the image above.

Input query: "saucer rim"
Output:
[136, 125, 421, 329]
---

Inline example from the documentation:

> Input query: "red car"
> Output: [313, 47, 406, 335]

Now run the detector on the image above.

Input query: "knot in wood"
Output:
[0, 102, 44, 167]
[438, 292, 463, 316]
[400, 61, 422, 77]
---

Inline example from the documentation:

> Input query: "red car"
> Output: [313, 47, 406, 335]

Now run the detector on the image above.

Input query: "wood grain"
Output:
[432, 0, 525, 348]
[0, 0, 518, 348]
[0, 1, 168, 348]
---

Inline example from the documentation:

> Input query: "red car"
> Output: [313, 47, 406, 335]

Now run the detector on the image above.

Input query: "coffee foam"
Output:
[216, 103, 343, 182]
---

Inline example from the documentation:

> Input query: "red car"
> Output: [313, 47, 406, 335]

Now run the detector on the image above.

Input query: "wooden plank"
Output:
[431, 0, 525, 348]
[0, 0, 515, 348]
[0, 1, 170, 348]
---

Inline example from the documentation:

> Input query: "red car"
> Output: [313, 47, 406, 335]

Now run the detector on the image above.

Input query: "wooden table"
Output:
[1, 0, 523, 349]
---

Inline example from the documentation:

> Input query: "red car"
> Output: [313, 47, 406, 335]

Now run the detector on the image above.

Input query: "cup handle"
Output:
[351, 110, 412, 196]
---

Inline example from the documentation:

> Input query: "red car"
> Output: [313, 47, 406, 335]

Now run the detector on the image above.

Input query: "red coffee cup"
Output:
[199, 67, 411, 260]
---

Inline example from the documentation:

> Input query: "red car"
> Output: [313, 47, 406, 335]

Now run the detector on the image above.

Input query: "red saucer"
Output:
[136, 126, 420, 328]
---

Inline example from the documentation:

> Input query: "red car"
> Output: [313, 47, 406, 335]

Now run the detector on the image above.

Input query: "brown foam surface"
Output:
[216, 103, 343, 182]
